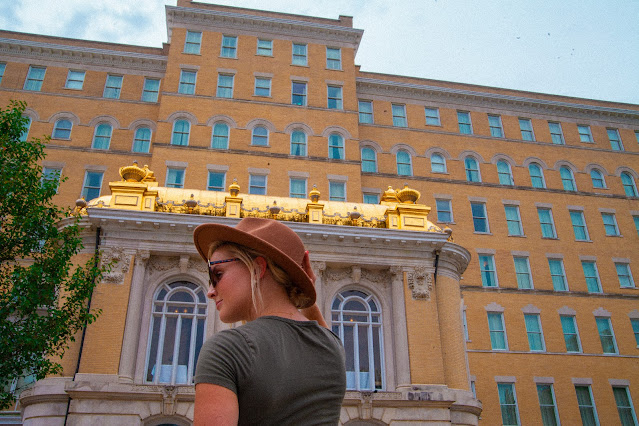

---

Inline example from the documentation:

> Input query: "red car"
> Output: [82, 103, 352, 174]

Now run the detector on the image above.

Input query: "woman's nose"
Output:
[207, 285, 216, 299]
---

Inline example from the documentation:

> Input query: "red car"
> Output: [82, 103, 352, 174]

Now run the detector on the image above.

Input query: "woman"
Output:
[193, 217, 346, 425]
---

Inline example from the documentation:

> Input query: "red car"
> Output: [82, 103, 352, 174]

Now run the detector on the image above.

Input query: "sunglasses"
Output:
[208, 258, 240, 288]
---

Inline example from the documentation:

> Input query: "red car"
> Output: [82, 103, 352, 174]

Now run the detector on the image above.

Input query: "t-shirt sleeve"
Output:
[194, 329, 254, 394]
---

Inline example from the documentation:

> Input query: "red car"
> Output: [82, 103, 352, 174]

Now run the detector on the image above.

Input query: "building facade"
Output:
[1, 0, 638, 424]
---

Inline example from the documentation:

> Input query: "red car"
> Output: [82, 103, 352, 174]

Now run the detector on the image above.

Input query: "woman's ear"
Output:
[255, 256, 268, 279]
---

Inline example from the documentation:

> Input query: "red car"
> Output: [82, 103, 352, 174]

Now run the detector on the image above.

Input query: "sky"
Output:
[1, 0, 638, 105]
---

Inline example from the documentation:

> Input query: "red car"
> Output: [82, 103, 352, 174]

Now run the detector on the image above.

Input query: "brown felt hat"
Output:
[193, 217, 315, 307]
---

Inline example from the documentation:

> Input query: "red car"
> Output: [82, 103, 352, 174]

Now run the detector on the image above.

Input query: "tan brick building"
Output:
[1, 1, 638, 425]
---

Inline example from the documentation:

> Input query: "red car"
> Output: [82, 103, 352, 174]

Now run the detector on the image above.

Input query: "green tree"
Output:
[0, 100, 106, 409]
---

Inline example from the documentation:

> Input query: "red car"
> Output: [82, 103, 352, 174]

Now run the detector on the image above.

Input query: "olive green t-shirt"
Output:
[195, 316, 346, 425]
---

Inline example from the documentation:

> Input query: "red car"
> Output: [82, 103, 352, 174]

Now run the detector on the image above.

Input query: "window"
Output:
[81, 171, 103, 200]
[488, 312, 507, 350]
[575, 385, 599, 426]
[538, 208, 556, 238]
[171, 120, 190, 146]
[560, 315, 581, 352]
[457, 111, 472, 134]
[249, 174, 267, 195]
[488, 114, 504, 137]
[328, 133, 344, 160]
[636, 131, 639, 144]
[289, 178, 306, 198]
[178, 70, 196, 95]
[254, 77, 271, 97]
[621, 172, 638, 197]
[221, 35, 237, 58]
[548, 259, 568, 291]
[479, 255, 497, 287]
[524, 314, 545, 351]
[529, 163, 546, 188]
[91, 124, 112, 150]
[0, 63, 5, 84]
[602, 212, 620, 236]
[513, 257, 533, 289]
[165, 168, 184, 188]
[207, 172, 225, 192]
[19, 116, 31, 142]
[537, 384, 560, 426]
[613, 386, 638, 426]
[519, 118, 535, 141]
[596, 317, 618, 354]
[462, 309, 469, 341]
[292, 43, 307, 65]
[363, 193, 379, 204]
[632, 319, 639, 346]
[331, 290, 384, 391]
[425, 107, 440, 125]
[590, 169, 606, 188]
[578, 125, 594, 142]
[497, 161, 514, 185]
[103, 74, 123, 99]
[42, 167, 61, 192]
[396, 150, 412, 176]
[548, 122, 564, 144]
[65, 70, 85, 90]
[216, 74, 234, 98]
[327, 85, 343, 109]
[251, 126, 268, 146]
[504, 205, 523, 236]
[471, 202, 489, 233]
[608, 128, 624, 151]
[392, 104, 407, 127]
[256, 39, 272, 56]
[290, 131, 306, 156]
[498, 383, 520, 425]
[615, 263, 635, 288]
[211, 123, 229, 149]
[361, 147, 377, 172]
[635, 216, 639, 237]
[436, 199, 453, 223]
[145, 282, 206, 385]
[570, 211, 590, 241]
[560, 166, 576, 191]
[464, 157, 481, 182]
[24, 66, 46, 91]
[326, 47, 341, 70]
[329, 181, 346, 202]
[291, 82, 307, 106]
[142, 78, 160, 102]
[358, 100, 373, 123]
[582, 261, 602, 293]
[184, 30, 202, 54]
[52, 119, 72, 139]
[431, 153, 446, 173]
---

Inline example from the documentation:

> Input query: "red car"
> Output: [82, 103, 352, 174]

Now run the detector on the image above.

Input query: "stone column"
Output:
[311, 260, 326, 310]
[390, 266, 411, 388]
[118, 250, 150, 382]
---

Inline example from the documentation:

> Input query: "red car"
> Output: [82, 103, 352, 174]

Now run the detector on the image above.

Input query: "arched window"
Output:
[171, 120, 190, 146]
[52, 119, 72, 139]
[252, 126, 268, 146]
[560, 166, 576, 191]
[529, 163, 545, 188]
[290, 130, 307, 156]
[92, 123, 112, 150]
[396, 150, 412, 176]
[621, 172, 638, 197]
[361, 147, 377, 173]
[132, 127, 151, 153]
[328, 133, 344, 160]
[211, 123, 229, 149]
[431, 153, 446, 173]
[331, 289, 384, 391]
[20, 116, 32, 142]
[497, 160, 514, 185]
[590, 169, 605, 189]
[145, 281, 207, 385]
[464, 156, 481, 182]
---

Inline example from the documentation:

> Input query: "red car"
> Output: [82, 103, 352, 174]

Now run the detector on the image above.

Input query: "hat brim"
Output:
[193, 222, 316, 308]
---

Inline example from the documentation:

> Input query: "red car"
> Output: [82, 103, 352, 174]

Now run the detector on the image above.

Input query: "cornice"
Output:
[356, 77, 639, 123]
[0, 37, 167, 73]
[166, 6, 363, 51]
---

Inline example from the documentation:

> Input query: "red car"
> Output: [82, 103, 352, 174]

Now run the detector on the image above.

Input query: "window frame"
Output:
[361, 147, 377, 173]
[536, 384, 560, 426]
[582, 261, 602, 293]
[488, 312, 508, 350]
[537, 208, 557, 239]
[621, 172, 638, 197]
[0, 63, 6, 85]
[292, 43, 308, 66]
[327, 85, 343, 109]
[431, 153, 447, 173]
[631, 318, 639, 347]
[290, 130, 307, 156]
[254, 77, 271, 97]
[578, 124, 594, 143]
[184, 30, 202, 54]
[326, 47, 342, 70]
[289, 177, 307, 199]
[216, 74, 234, 98]
[103, 74, 123, 99]
[211, 123, 230, 150]
[612, 386, 639, 426]
[42, 167, 62, 193]
[24, 66, 46, 91]
[560, 166, 577, 191]
[81, 170, 104, 201]
[207, 171, 226, 192]
[497, 383, 521, 426]
[142, 78, 160, 102]
[524, 313, 545, 352]
[607, 128, 624, 151]
[548, 258, 568, 291]
[519, 118, 535, 141]
[575, 385, 600, 426]
[488, 114, 504, 137]
[52, 119, 73, 140]
[251, 126, 269, 147]
[504, 205, 524, 236]
[479, 254, 498, 288]
[602, 212, 620, 236]
[256, 39, 273, 56]
[513, 256, 533, 289]
[595, 316, 618, 354]
[65, 70, 85, 90]
[615, 262, 635, 288]
[590, 168, 606, 189]
[424, 107, 441, 126]
[178, 70, 197, 95]
[363, 193, 380, 204]
[391, 104, 407, 127]
[329, 181, 346, 202]
[328, 133, 344, 160]
[464, 156, 481, 182]
[358, 100, 373, 124]
[497, 160, 514, 185]
[165, 167, 185, 189]
[548, 121, 565, 145]
[471, 202, 489, 233]
[396, 150, 412, 176]
[220, 35, 238, 58]
[291, 81, 307, 106]
[248, 174, 267, 195]
[435, 199, 453, 223]
[570, 210, 590, 241]
[457, 111, 472, 134]
[171, 120, 190, 146]
[529, 163, 546, 188]
[560, 315, 582, 353]
[91, 123, 113, 150]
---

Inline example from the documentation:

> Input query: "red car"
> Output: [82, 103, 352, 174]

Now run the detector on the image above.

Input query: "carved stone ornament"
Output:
[188, 258, 208, 273]
[406, 266, 433, 300]
[148, 256, 179, 274]
[161, 386, 178, 416]
[361, 268, 391, 286]
[324, 267, 351, 282]
[101, 247, 131, 284]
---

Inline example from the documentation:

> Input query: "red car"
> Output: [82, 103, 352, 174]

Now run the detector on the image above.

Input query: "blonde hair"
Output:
[207, 241, 311, 310]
